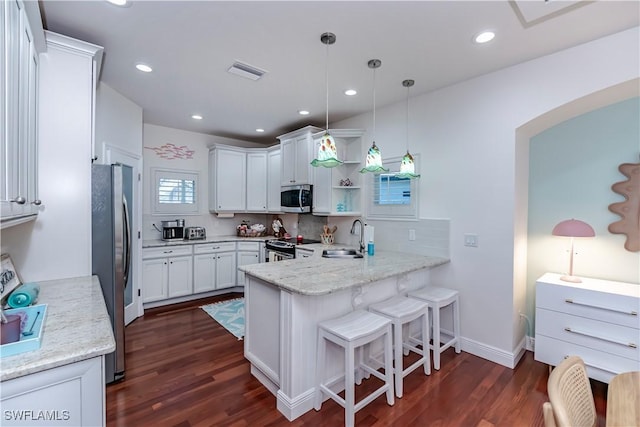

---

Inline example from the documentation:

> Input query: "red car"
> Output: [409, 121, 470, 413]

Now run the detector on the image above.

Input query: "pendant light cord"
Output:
[372, 67, 376, 142]
[325, 40, 329, 132]
[406, 84, 409, 152]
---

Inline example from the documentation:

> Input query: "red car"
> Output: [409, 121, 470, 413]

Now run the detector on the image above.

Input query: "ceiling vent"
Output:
[227, 61, 267, 81]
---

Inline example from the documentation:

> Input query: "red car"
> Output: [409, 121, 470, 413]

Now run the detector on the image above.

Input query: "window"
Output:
[152, 168, 199, 214]
[367, 155, 419, 220]
[376, 174, 411, 205]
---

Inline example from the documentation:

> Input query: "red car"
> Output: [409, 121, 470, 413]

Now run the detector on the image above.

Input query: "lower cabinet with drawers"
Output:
[142, 245, 194, 303]
[535, 272, 639, 384]
[193, 241, 237, 293]
[142, 240, 263, 308]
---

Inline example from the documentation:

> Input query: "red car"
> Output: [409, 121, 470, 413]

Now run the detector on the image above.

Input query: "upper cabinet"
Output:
[209, 145, 247, 213]
[266, 147, 281, 212]
[209, 144, 281, 214]
[1, 0, 42, 227]
[312, 129, 364, 216]
[278, 126, 322, 186]
[246, 151, 267, 212]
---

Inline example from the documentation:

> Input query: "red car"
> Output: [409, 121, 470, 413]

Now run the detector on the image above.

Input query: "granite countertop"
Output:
[143, 235, 269, 248]
[240, 244, 449, 296]
[1, 276, 115, 382]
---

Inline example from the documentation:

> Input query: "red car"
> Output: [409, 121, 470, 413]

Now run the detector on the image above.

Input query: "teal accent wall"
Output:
[527, 97, 640, 335]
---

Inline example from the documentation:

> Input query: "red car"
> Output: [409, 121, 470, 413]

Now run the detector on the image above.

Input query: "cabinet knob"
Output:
[10, 196, 26, 204]
[31, 199, 42, 206]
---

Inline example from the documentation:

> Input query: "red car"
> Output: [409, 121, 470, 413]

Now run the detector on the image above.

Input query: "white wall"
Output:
[95, 82, 143, 159]
[142, 124, 269, 240]
[333, 26, 640, 367]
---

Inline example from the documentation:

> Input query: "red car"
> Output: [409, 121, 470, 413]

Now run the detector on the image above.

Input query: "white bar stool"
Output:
[408, 286, 461, 370]
[368, 296, 431, 398]
[314, 310, 395, 427]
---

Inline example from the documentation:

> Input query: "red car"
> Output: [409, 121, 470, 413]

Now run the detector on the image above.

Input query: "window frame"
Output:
[151, 167, 199, 215]
[366, 155, 419, 220]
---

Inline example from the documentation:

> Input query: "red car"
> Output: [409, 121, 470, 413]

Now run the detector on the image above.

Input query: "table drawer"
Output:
[536, 308, 639, 361]
[193, 241, 236, 254]
[536, 282, 639, 328]
[534, 335, 639, 384]
[143, 245, 192, 259]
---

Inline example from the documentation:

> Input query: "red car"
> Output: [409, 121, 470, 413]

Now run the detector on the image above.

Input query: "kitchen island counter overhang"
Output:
[240, 247, 449, 421]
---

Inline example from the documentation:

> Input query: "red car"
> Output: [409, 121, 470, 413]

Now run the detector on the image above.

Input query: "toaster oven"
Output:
[185, 226, 206, 240]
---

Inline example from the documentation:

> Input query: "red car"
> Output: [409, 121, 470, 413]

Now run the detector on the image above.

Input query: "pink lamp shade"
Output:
[552, 219, 595, 238]
[551, 219, 595, 283]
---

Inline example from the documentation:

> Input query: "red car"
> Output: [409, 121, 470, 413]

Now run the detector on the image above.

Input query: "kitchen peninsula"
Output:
[240, 246, 449, 421]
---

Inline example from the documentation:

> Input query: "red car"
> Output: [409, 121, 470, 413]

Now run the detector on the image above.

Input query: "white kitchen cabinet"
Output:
[237, 241, 261, 286]
[246, 151, 268, 212]
[167, 256, 193, 298]
[267, 147, 281, 212]
[278, 126, 322, 186]
[312, 129, 364, 216]
[534, 272, 640, 384]
[193, 242, 237, 292]
[142, 245, 193, 303]
[209, 146, 246, 213]
[215, 251, 236, 289]
[1, 356, 105, 426]
[1, 0, 42, 226]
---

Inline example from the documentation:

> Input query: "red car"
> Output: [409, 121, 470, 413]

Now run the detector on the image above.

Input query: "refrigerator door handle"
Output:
[122, 195, 131, 288]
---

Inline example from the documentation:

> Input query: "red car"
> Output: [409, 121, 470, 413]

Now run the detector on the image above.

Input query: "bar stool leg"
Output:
[345, 342, 356, 427]
[314, 331, 326, 411]
[453, 297, 461, 353]
[384, 325, 395, 405]
[393, 321, 404, 398]
[421, 311, 431, 375]
[432, 304, 441, 370]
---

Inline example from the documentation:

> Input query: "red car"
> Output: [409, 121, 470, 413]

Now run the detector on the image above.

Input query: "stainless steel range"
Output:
[264, 238, 321, 262]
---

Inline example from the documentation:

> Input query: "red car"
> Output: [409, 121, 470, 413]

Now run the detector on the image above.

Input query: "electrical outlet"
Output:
[526, 336, 535, 351]
[408, 229, 416, 241]
[464, 233, 478, 247]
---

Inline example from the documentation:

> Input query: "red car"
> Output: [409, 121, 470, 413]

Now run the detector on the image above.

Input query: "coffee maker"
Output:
[161, 219, 185, 240]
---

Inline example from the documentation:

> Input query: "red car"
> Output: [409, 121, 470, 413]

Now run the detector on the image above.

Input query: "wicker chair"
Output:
[543, 356, 597, 427]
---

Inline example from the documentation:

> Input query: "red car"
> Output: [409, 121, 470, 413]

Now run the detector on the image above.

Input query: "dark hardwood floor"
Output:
[107, 294, 608, 427]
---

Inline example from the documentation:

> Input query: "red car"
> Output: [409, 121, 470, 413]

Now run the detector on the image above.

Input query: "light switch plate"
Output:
[408, 229, 416, 241]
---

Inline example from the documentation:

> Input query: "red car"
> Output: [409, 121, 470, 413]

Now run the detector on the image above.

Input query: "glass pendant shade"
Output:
[395, 78, 420, 179]
[311, 132, 342, 168]
[360, 59, 387, 173]
[360, 142, 388, 173]
[311, 32, 342, 168]
[395, 150, 420, 179]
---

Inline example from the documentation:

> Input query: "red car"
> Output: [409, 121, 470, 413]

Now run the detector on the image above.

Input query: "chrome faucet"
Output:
[350, 219, 365, 254]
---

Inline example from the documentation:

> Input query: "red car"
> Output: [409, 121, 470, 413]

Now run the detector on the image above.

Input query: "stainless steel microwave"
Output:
[281, 184, 312, 213]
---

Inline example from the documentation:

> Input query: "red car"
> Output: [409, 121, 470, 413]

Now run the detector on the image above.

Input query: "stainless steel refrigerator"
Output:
[91, 164, 132, 383]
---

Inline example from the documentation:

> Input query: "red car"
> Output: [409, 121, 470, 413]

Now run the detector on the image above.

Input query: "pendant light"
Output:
[360, 59, 388, 173]
[311, 32, 342, 168]
[395, 79, 420, 179]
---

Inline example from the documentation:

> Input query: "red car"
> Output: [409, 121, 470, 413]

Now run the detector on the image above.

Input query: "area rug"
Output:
[200, 297, 245, 340]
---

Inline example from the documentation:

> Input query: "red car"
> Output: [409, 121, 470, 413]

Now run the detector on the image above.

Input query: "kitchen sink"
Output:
[322, 249, 363, 259]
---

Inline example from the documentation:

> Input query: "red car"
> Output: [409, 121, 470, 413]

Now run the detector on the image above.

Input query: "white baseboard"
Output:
[277, 387, 315, 422]
[461, 335, 527, 369]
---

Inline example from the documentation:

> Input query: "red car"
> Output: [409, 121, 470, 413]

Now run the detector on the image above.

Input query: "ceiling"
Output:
[39, 1, 639, 144]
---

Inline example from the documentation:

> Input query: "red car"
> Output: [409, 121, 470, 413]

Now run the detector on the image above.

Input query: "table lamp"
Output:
[552, 219, 595, 283]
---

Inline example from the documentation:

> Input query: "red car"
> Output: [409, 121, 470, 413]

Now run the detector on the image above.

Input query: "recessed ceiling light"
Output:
[474, 31, 496, 44]
[191, 114, 203, 120]
[298, 110, 310, 116]
[344, 89, 357, 96]
[256, 128, 265, 133]
[135, 63, 152, 73]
